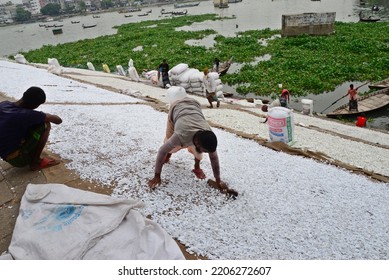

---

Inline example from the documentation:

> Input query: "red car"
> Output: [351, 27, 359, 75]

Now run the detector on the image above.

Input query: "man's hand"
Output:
[148, 174, 161, 189]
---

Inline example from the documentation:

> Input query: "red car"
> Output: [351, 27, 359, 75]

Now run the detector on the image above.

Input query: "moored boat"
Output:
[52, 28, 63, 35]
[359, 17, 380, 22]
[369, 78, 389, 90]
[213, 56, 234, 76]
[161, 8, 172, 14]
[82, 24, 97, 29]
[326, 87, 389, 117]
[174, 2, 200, 8]
[172, 9, 188, 16]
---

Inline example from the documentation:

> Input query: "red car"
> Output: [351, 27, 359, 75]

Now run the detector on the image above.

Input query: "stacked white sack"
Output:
[143, 70, 158, 85]
[116, 65, 126, 76]
[127, 59, 140, 82]
[14, 54, 28, 64]
[206, 72, 224, 100]
[169, 63, 189, 87]
[47, 58, 62, 75]
[189, 70, 205, 95]
[87, 62, 95, 71]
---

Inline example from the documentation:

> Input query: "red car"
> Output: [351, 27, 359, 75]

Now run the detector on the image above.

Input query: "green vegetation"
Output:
[20, 14, 389, 97]
[15, 7, 32, 22]
[40, 3, 61, 16]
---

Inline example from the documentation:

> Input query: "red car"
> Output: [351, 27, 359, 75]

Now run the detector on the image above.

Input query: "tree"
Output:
[101, 0, 114, 9]
[40, 3, 61, 16]
[15, 7, 31, 22]
[77, 1, 86, 12]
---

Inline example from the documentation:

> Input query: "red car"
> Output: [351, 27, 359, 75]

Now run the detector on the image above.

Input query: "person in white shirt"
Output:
[203, 68, 220, 108]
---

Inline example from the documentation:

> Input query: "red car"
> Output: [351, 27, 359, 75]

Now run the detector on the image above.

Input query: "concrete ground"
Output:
[1, 63, 388, 258]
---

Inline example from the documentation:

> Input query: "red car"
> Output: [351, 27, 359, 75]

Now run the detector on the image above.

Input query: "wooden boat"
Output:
[54, 24, 63, 27]
[213, 56, 234, 76]
[228, 0, 242, 3]
[82, 24, 97, 29]
[358, 11, 380, 22]
[52, 28, 63, 35]
[161, 8, 172, 14]
[174, 2, 200, 8]
[71, 21, 80, 24]
[172, 9, 188, 16]
[127, 8, 141, 12]
[359, 17, 380, 22]
[326, 87, 389, 117]
[369, 78, 389, 90]
[124, 14, 133, 18]
[92, 15, 100, 18]
[138, 13, 149, 17]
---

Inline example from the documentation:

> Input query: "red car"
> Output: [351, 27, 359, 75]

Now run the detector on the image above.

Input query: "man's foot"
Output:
[192, 168, 206, 179]
[207, 106, 213, 109]
[216, 101, 220, 108]
[30, 157, 60, 171]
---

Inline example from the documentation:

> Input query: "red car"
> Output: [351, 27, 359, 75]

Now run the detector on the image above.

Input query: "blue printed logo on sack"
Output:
[32, 204, 85, 232]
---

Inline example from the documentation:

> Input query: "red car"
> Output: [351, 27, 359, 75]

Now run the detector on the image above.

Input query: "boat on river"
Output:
[358, 11, 380, 22]
[161, 8, 172, 15]
[52, 28, 63, 35]
[174, 2, 200, 8]
[172, 9, 188, 16]
[369, 78, 389, 90]
[82, 24, 97, 29]
[213, 56, 234, 76]
[326, 87, 389, 117]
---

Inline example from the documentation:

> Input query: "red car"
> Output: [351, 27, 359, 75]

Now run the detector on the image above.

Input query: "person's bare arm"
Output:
[209, 151, 221, 184]
[148, 134, 181, 189]
[44, 113, 62, 125]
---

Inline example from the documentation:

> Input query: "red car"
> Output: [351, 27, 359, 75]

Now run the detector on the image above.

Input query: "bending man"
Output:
[148, 95, 225, 189]
[0, 86, 62, 171]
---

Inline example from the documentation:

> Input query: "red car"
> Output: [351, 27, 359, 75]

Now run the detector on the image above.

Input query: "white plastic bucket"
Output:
[301, 99, 313, 115]
[267, 107, 295, 144]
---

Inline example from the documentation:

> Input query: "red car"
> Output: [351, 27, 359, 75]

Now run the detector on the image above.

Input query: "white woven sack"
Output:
[170, 63, 188, 75]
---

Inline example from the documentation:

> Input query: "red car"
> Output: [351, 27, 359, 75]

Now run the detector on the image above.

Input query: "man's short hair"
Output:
[22, 87, 46, 106]
[199, 130, 217, 153]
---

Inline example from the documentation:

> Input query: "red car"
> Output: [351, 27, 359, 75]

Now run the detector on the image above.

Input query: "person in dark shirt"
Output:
[158, 59, 170, 88]
[0, 86, 62, 170]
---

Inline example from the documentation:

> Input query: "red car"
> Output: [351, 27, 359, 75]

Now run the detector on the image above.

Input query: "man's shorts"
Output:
[5, 124, 46, 167]
[206, 90, 218, 101]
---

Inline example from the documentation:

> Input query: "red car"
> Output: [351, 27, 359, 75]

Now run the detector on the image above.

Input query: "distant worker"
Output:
[0, 87, 62, 171]
[213, 58, 220, 73]
[344, 84, 360, 112]
[203, 68, 220, 108]
[356, 113, 367, 127]
[158, 59, 170, 88]
[148, 95, 226, 190]
[279, 89, 290, 107]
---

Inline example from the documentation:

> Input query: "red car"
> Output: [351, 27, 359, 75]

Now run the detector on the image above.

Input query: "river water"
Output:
[0, 0, 388, 130]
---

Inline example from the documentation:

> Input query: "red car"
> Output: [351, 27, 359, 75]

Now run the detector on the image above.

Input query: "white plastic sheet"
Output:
[7, 184, 184, 260]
